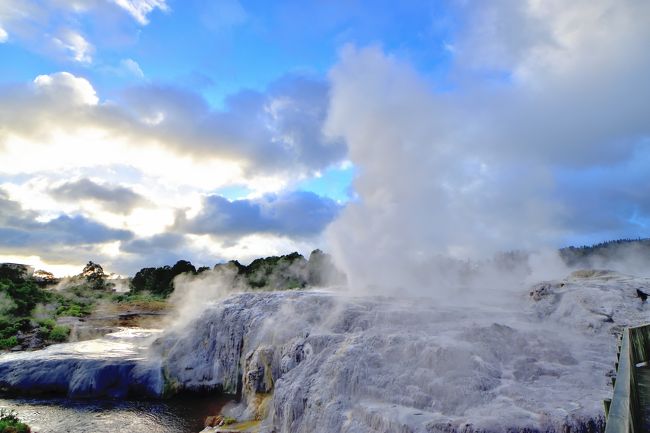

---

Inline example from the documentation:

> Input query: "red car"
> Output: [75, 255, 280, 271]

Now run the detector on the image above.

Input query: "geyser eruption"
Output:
[323, 45, 562, 293]
[324, 0, 650, 294]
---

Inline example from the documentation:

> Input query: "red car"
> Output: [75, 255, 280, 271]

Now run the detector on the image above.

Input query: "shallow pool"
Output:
[0, 396, 230, 433]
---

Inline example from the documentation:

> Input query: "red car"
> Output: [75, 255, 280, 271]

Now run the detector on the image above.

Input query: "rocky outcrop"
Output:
[0, 329, 163, 398]
[156, 271, 650, 433]
[2, 271, 648, 433]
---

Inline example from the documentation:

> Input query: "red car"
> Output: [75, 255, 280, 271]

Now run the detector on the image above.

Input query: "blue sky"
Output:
[1, 1, 455, 103]
[0, 0, 649, 276]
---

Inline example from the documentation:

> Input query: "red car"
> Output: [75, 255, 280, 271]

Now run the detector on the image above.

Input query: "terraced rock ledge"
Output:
[2, 270, 649, 433]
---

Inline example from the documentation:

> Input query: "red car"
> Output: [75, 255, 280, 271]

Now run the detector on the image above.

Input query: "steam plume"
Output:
[324, 0, 650, 294]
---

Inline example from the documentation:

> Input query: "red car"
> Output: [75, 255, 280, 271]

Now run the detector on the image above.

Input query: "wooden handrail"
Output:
[605, 324, 650, 433]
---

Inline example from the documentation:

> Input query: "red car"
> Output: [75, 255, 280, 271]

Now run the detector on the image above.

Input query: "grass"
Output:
[111, 293, 168, 312]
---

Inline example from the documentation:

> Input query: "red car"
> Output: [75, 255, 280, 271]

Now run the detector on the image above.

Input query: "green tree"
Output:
[130, 260, 197, 297]
[81, 261, 107, 290]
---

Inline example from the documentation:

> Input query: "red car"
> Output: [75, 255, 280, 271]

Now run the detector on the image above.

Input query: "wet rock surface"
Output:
[0, 329, 163, 398]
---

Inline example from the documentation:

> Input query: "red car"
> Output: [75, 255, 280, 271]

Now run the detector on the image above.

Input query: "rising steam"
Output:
[324, 0, 650, 295]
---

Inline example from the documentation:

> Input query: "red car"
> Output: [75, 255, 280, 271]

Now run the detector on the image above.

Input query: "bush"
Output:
[0, 319, 30, 340]
[36, 318, 56, 328]
[0, 336, 18, 349]
[53, 292, 93, 318]
[48, 325, 70, 342]
[0, 409, 31, 433]
[56, 304, 88, 317]
[0, 279, 47, 316]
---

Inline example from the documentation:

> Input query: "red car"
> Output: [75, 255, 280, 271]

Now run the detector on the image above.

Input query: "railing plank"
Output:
[606, 324, 650, 433]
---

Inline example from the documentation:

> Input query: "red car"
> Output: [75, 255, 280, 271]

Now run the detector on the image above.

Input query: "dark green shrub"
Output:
[0, 336, 18, 349]
[0, 319, 30, 340]
[36, 318, 56, 328]
[48, 325, 70, 342]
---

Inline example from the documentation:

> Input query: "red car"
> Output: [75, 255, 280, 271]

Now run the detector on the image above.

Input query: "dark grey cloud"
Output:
[121, 233, 186, 256]
[0, 190, 132, 250]
[177, 191, 341, 238]
[50, 178, 149, 213]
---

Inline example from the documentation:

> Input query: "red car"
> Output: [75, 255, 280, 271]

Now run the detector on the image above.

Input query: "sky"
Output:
[0, 0, 649, 277]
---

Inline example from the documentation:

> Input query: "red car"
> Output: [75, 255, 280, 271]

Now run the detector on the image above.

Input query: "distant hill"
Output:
[559, 238, 650, 270]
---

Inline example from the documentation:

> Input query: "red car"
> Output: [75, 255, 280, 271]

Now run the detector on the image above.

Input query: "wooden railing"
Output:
[604, 324, 650, 433]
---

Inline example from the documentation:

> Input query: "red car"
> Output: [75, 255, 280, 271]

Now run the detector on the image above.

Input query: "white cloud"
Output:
[33, 72, 99, 105]
[111, 0, 169, 25]
[52, 29, 94, 63]
[0, 0, 167, 65]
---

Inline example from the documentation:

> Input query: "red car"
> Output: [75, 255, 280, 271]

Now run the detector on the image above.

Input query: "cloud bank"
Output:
[0, 67, 345, 274]
[2, 0, 649, 281]
[49, 179, 150, 214]
[0, 190, 131, 253]
[0, 71, 344, 186]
